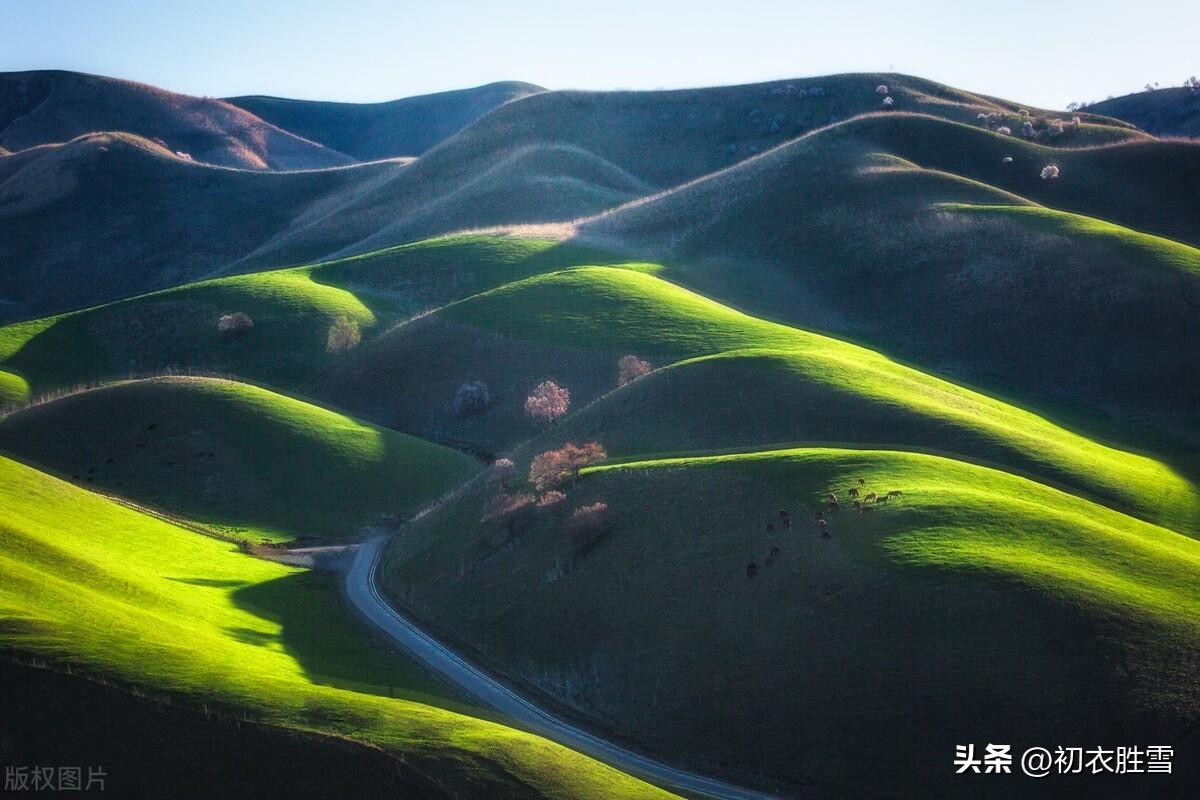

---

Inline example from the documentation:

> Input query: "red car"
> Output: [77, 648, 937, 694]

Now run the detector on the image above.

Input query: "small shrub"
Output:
[617, 355, 653, 387]
[1040, 165, 1060, 180]
[525, 380, 570, 423]
[326, 317, 361, 353]
[491, 458, 516, 489]
[217, 312, 253, 338]
[452, 381, 492, 418]
[529, 442, 607, 491]
[1187, 76, 1200, 95]
[566, 502, 610, 554]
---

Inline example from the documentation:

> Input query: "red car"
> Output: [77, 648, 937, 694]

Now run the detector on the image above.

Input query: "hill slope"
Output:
[0, 70, 351, 169]
[229, 81, 545, 160]
[0, 453, 673, 799]
[381, 446, 1200, 797]
[318, 266, 1199, 537]
[0, 133, 401, 319]
[0, 376, 478, 542]
[578, 114, 1200, 446]
[1087, 87, 1200, 139]
[228, 73, 1144, 267]
[0, 235, 625, 395]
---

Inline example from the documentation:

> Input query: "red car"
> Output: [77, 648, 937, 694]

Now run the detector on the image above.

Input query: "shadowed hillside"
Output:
[0, 70, 351, 169]
[381, 447, 1200, 797]
[231, 73, 1143, 268]
[229, 81, 545, 160]
[578, 114, 1200, 446]
[1088, 87, 1200, 139]
[0, 133, 402, 319]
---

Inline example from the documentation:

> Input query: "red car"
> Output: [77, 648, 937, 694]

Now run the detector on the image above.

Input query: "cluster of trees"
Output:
[480, 442, 609, 554]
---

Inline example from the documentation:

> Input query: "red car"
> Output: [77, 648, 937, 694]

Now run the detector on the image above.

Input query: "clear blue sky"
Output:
[1, 0, 1193, 109]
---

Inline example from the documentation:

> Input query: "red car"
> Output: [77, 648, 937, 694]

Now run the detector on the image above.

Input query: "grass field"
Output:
[381, 446, 1200, 797]
[325, 265, 1198, 537]
[579, 115, 1200, 446]
[0, 235, 630, 397]
[0, 452, 675, 799]
[0, 376, 478, 542]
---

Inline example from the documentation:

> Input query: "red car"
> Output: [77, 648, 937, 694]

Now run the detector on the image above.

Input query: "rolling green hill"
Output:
[0, 70, 351, 169]
[0, 235, 625, 396]
[0, 376, 478, 542]
[321, 265, 1199, 537]
[579, 114, 1200, 446]
[380, 446, 1200, 797]
[0, 453, 673, 799]
[229, 81, 546, 160]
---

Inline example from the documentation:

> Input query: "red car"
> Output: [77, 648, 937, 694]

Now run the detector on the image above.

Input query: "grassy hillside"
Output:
[0, 453, 673, 799]
[0, 70, 350, 169]
[0, 235, 626, 396]
[1088, 87, 1200, 139]
[229, 81, 546, 160]
[0, 133, 401, 318]
[229, 73, 1142, 267]
[579, 115, 1200, 445]
[381, 446, 1200, 797]
[0, 377, 478, 542]
[320, 266, 1198, 536]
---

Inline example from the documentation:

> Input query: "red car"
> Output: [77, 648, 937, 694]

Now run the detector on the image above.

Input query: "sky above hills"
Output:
[1, 0, 1194, 109]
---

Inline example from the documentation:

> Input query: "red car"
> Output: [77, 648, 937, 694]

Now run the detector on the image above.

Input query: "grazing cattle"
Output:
[875, 495, 888, 505]
[817, 519, 831, 539]
[769, 546, 781, 558]
[746, 562, 759, 578]
[779, 510, 791, 527]
[857, 478, 866, 487]
[853, 500, 862, 511]
[826, 492, 838, 504]
[815, 511, 824, 521]
[766, 522, 775, 532]
[827, 501, 839, 512]
[848, 487, 859, 499]
[864, 492, 877, 502]
[887, 490, 903, 499]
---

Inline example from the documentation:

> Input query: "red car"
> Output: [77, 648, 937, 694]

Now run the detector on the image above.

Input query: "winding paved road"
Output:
[345, 536, 779, 800]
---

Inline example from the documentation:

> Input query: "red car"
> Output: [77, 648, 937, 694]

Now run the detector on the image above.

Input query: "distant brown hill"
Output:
[0, 70, 352, 170]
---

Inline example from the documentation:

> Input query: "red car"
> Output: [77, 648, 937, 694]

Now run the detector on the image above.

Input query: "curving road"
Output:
[345, 536, 779, 800]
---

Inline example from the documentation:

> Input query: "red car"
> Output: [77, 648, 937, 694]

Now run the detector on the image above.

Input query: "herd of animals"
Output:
[747, 479, 904, 578]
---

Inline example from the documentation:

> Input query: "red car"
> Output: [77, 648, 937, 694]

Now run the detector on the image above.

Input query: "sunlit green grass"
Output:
[0, 377, 478, 542]
[586, 447, 1200, 626]
[0, 453, 674, 799]
[0, 236, 631, 397]
[444, 267, 1200, 536]
[0, 369, 28, 407]
[940, 202, 1200, 276]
